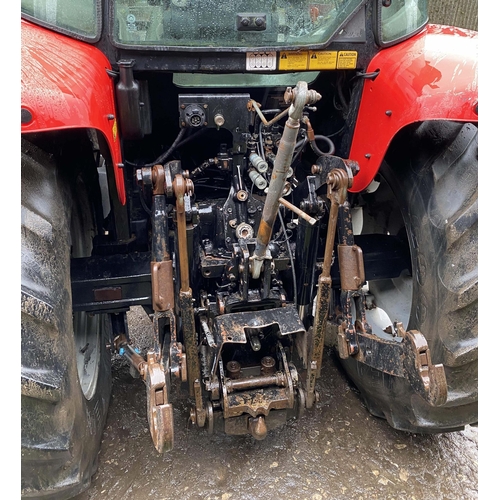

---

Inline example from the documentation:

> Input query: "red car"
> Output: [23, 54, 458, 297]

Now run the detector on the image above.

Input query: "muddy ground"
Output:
[74, 307, 478, 500]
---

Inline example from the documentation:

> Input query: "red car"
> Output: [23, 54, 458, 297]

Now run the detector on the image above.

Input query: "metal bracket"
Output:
[328, 187, 447, 407]
[338, 322, 448, 407]
[145, 352, 174, 453]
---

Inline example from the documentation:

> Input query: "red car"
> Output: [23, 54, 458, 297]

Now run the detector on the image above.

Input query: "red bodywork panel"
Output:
[349, 24, 478, 193]
[21, 20, 126, 205]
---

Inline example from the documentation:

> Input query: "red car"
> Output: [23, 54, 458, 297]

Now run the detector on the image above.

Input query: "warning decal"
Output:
[277, 50, 357, 71]
[247, 50, 358, 72]
[278, 51, 309, 71]
[308, 51, 338, 70]
[337, 51, 358, 69]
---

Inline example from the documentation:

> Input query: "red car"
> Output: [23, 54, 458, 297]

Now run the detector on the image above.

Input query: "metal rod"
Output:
[250, 99, 290, 127]
[305, 169, 349, 407]
[151, 195, 170, 262]
[252, 116, 301, 278]
[175, 189, 190, 292]
[252, 82, 321, 278]
[225, 372, 286, 393]
[173, 174, 200, 396]
[122, 345, 146, 377]
[279, 197, 317, 225]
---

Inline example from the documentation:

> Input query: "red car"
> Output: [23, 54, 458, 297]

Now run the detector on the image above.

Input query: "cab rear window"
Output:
[112, 0, 365, 50]
[21, 0, 100, 40]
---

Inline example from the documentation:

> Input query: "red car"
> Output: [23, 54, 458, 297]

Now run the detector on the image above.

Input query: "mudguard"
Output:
[349, 24, 478, 193]
[21, 19, 126, 205]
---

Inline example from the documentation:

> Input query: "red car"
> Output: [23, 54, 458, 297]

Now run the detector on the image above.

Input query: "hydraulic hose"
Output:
[311, 135, 335, 156]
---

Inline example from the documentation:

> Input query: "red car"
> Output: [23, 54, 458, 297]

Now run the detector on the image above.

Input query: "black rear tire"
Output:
[338, 121, 478, 433]
[21, 136, 112, 498]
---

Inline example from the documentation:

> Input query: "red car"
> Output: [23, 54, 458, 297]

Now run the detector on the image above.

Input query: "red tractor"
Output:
[21, 1, 477, 498]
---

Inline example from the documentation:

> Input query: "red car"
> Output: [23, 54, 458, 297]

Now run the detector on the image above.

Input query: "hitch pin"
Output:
[279, 197, 317, 226]
[115, 336, 146, 378]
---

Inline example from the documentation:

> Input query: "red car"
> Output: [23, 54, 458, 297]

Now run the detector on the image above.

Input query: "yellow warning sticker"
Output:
[278, 50, 357, 71]
[308, 51, 338, 70]
[337, 51, 358, 69]
[278, 51, 309, 71]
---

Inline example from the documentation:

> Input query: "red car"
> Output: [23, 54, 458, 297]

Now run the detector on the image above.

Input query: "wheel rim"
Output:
[365, 273, 412, 339]
[358, 173, 413, 340]
[74, 312, 101, 400]
[71, 176, 101, 400]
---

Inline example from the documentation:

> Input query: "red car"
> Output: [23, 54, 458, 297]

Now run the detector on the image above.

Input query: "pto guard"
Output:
[349, 24, 478, 193]
[21, 19, 126, 205]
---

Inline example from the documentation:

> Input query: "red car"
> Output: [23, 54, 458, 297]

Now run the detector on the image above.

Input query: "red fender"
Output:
[349, 24, 478, 193]
[21, 19, 126, 205]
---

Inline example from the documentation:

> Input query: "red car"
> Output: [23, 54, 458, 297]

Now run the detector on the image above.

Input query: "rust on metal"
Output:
[248, 416, 267, 440]
[172, 173, 201, 396]
[225, 372, 286, 393]
[336, 325, 351, 359]
[219, 342, 295, 420]
[351, 323, 448, 407]
[193, 379, 207, 428]
[93, 286, 122, 302]
[252, 82, 321, 278]
[151, 260, 174, 311]
[256, 219, 273, 248]
[227, 360, 242, 379]
[180, 290, 200, 397]
[169, 341, 187, 382]
[173, 174, 191, 292]
[224, 410, 288, 436]
[152, 164, 166, 196]
[306, 167, 349, 407]
[224, 387, 290, 418]
[403, 328, 447, 406]
[260, 356, 276, 375]
[338, 244, 365, 291]
[145, 352, 173, 453]
[303, 115, 315, 142]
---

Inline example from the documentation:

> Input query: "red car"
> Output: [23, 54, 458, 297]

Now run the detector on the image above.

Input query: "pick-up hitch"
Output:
[338, 323, 448, 407]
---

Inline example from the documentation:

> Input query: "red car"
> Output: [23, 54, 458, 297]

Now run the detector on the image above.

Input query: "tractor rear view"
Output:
[21, 1, 477, 498]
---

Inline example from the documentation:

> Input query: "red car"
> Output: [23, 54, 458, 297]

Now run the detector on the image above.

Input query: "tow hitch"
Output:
[114, 82, 447, 453]
[118, 153, 446, 453]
